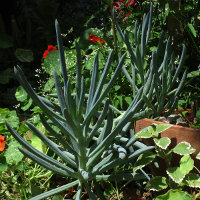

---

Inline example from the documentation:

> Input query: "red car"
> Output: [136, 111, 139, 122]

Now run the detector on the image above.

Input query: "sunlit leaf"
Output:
[154, 137, 171, 150]
[166, 167, 185, 184]
[180, 155, 194, 175]
[173, 142, 196, 155]
[156, 189, 193, 200]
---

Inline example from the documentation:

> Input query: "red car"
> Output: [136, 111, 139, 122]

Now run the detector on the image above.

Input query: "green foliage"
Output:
[0, 108, 19, 133]
[136, 123, 200, 199]
[113, 3, 187, 117]
[4, 140, 24, 165]
[156, 189, 193, 200]
[3, 2, 195, 199]
[146, 176, 168, 191]
[173, 142, 196, 155]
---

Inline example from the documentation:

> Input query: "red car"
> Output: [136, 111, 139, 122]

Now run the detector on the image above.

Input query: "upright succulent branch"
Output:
[113, 3, 187, 118]
[6, 19, 154, 199]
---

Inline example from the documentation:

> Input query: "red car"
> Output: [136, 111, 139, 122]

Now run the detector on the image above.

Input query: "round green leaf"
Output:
[156, 189, 193, 200]
[153, 137, 171, 150]
[15, 86, 28, 102]
[15, 48, 34, 62]
[180, 155, 194, 175]
[146, 176, 168, 191]
[4, 140, 24, 165]
[43, 50, 61, 75]
[0, 109, 20, 130]
[166, 167, 185, 184]
[173, 142, 196, 155]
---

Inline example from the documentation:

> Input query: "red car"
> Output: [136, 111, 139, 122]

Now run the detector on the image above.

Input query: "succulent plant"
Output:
[6, 19, 154, 200]
[113, 3, 187, 118]
[5, 3, 188, 199]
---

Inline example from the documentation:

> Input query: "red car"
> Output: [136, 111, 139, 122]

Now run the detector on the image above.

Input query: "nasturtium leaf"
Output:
[15, 48, 34, 62]
[183, 173, 200, 188]
[173, 142, 196, 155]
[31, 123, 46, 153]
[196, 152, 200, 160]
[156, 189, 193, 200]
[4, 140, 24, 165]
[156, 124, 172, 134]
[166, 167, 185, 184]
[180, 155, 194, 175]
[44, 78, 55, 92]
[153, 137, 171, 150]
[133, 151, 156, 172]
[15, 86, 28, 102]
[1, 109, 19, 130]
[31, 133, 44, 153]
[146, 176, 168, 191]
[43, 50, 61, 75]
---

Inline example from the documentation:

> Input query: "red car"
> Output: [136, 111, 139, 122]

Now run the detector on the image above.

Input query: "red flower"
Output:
[112, 0, 138, 22]
[125, 0, 137, 7]
[125, 12, 131, 18]
[114, 0, 124, 9]
[0, 135, 5, 153]
[43, 45, 58, 58]
[88, 34, 106, 45]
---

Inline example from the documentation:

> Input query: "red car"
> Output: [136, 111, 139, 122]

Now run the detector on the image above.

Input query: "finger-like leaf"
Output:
[29, 180, 79, 200]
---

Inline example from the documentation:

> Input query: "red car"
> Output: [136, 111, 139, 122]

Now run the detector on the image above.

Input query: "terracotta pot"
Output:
[134, 118, 200, 175]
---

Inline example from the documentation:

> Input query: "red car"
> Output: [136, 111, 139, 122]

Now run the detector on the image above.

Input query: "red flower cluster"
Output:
[43, 45, 58, 58]
[0, 135, 5, 153]
[113, 0, 138, 22]
[88, 34, 106, 45]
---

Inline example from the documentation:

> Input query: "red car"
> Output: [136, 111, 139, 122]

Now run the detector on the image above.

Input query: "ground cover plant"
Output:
[136, 123, 200, 200]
